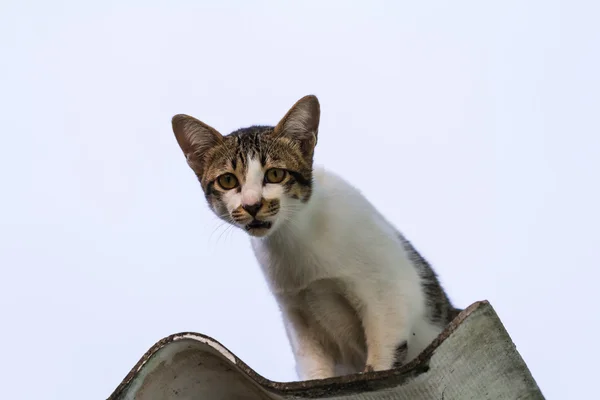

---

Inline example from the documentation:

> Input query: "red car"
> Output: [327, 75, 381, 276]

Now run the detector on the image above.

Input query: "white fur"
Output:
[222, 158, 285, 220]
[249, 165, 444, 380]
[241, 155, 264, 206]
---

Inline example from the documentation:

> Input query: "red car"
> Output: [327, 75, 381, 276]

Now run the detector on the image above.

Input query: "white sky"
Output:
[1, 1, 598, 399]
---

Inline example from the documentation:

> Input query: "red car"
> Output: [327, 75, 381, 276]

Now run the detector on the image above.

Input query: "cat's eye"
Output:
[265, 168, 286, 184]
[217, 173, 239, 190]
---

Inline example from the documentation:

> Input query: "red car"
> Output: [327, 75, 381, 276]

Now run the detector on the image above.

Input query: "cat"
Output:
[171, 95, 461, 380]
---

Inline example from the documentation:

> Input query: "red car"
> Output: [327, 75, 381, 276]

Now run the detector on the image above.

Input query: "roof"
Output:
[107, 300, 544, 399]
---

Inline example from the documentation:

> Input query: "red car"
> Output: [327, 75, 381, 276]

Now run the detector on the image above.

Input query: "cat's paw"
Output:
[363, 365, 375, 373]
[301, 369, 334, 381]
[363, 353, 397, 372]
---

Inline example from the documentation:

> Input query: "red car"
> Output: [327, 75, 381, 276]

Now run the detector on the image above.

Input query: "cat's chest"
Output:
[279, 277, 367, 366]
[251, 236, 349, 294]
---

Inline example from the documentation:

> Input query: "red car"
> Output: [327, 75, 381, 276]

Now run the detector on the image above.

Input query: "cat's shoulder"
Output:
[312, 165, 364, 201]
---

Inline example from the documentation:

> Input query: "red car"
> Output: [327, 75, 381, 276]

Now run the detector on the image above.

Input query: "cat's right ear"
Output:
[171, 114, 223, 179]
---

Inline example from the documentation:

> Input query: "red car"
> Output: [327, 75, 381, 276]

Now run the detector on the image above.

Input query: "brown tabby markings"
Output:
[171, 95, 461, 376]
[198, 125, 313, 218]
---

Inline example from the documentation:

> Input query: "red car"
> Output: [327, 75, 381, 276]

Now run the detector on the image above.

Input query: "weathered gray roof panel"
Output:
[108, 301, 543, 399]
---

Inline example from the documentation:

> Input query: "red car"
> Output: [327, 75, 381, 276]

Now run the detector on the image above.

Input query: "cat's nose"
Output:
[242, 202, 262, 217]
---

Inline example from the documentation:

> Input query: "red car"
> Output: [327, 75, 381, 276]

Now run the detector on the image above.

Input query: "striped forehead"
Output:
[206, 124, 310, 186]
[227, 127, 272, 169]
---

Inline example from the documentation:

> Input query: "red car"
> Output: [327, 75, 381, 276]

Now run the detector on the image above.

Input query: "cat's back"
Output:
[260, 166, 412, 279]
[312, 165, 363, 204]
[311, 166, 399, 240]
[252, 166, 393, 289]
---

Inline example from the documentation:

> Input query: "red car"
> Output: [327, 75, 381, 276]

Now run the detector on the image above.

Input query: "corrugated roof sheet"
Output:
[107, 300, 544, 399]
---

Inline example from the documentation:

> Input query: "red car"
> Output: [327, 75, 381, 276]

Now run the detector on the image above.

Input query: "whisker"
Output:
[225, 224, 238, 243]
[209, 221, 231, 245]
[217, 223, 235, 246]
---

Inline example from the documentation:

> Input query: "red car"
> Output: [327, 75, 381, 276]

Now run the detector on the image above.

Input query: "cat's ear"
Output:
[273, 95, 320, 158]
[172, 114, 223, 178]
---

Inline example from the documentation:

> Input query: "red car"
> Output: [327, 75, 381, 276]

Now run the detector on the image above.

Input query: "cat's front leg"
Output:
[282, 308, 336, 380]
[360, 299, 411, 372]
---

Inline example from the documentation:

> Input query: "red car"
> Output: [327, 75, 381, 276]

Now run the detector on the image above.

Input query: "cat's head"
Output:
[172, 95, 320, 237]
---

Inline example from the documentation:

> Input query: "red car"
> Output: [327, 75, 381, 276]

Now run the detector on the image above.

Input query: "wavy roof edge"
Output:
[108, 300, 544, 399]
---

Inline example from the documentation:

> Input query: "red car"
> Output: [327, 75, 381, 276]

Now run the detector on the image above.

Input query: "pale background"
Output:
[1, 1, 598, 399]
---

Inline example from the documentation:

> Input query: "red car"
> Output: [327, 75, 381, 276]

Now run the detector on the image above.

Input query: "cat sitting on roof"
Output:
[171, 95, 459, 380]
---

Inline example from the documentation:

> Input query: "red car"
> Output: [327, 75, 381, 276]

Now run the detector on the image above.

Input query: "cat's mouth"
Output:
[245, 219, 272, 232]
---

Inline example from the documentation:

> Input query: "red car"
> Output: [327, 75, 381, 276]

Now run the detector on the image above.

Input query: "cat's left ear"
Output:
[273, 95, 320, 158]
